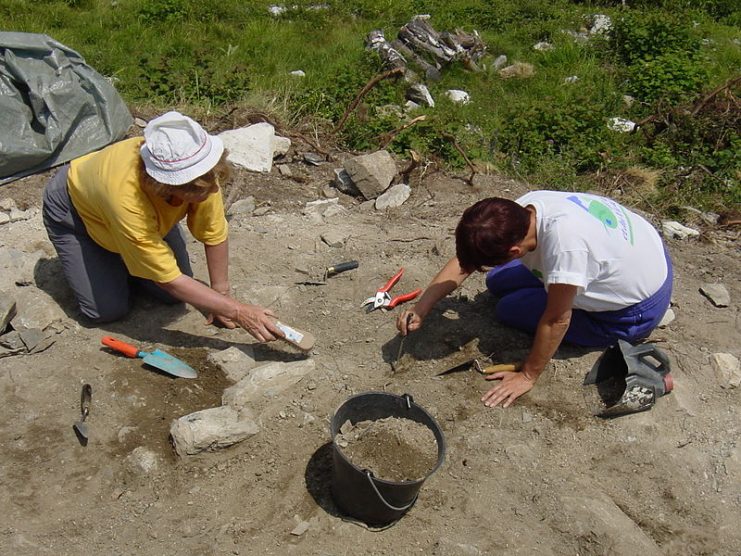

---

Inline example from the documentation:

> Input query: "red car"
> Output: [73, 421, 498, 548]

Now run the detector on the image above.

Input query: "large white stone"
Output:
[170, 405, 260, 456]
[222, 359, 315, 409]
[219, 122, 276, 173]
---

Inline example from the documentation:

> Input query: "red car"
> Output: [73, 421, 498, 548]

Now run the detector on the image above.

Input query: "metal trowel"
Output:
[73, 384, 92, 446]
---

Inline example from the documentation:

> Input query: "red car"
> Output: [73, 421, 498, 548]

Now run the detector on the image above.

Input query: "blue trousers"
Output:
[485, 254, 673, 347]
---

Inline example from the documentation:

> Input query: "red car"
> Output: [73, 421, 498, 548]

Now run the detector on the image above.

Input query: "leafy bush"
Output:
[609, 11, 701, 65]
[625, 52, 707, 106]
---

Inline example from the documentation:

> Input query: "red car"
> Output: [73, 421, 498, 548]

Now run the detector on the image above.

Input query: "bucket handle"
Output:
[631, 344, 671, 376]
[365, 470, 418, 512]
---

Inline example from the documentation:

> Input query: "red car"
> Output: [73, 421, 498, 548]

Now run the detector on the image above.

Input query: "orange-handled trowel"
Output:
[101, 336, 198, 379]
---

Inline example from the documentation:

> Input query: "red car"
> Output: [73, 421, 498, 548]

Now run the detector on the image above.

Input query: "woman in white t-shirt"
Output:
[396, 192, 673, 409]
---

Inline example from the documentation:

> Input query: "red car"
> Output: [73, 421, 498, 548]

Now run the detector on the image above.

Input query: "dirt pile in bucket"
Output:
[335, 417, 438, 482]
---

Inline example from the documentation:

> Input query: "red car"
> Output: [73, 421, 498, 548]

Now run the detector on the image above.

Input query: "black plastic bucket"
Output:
[329, 392, 446, 526]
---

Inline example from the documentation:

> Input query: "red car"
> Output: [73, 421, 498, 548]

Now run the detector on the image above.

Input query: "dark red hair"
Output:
[455, 197, 531, 273]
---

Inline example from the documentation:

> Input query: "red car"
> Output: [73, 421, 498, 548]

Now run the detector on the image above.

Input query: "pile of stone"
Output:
[366, 15, 486, 108]
[0, 293, 56, 357]
[169, 346, 315, 456]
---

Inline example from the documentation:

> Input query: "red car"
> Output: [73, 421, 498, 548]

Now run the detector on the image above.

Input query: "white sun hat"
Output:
[140, 111, 224, 185]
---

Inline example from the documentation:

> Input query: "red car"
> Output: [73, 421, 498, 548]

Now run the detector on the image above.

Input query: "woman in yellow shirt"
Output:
[42, 111, 283, 343]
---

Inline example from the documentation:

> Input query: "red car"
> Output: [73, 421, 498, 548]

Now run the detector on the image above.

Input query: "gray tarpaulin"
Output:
[0, 32, 132, 185]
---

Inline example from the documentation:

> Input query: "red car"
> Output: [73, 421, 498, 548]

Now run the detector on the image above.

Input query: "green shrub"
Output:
[610, 11, 700, 65]
[625, 52, 707, 106]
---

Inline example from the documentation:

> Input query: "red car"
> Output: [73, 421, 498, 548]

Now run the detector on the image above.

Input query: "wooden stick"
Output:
[377, 115, 427, 149]
[334, 67, 404, 133]
[443, 133, 477, 185]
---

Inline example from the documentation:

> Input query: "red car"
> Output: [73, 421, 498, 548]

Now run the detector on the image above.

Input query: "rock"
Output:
[710, 353, 740, 388]
[498, 62, 535, 79]
[276, 164, 292, 177]
[18, 328, 44, 351]
[492, 54, 508, 69]
[0, 330, 24, 351]
[699, 283, 730, 307]
[404, 100, 421, 112]
[0, 293, 17, 333]
[303, 198, 339, 217]
[623, 94, 636, 107]
[126, 446, 159, 474]
[272, 135, 291, 158]
[170, 406, 260, 456]
[219, 123, 276, 173]
[343, 150, 397, 200]
[291, 520, 310, 536]
[662, 221, 700, 240]
[227, 197, 256, 218]
[333, 168, 360, 196]
[0, 213, 9, 225]
[533, 41, 554, 51]
[9, 208, 30, 222]
[222, 359, 316, 409]
[253, 206, 271, 217]
[303, 152, 324, 166]
[564, 75, 579, 84]
[406, 83, 435, 107]
[134, 117, 148, 128]
[0, 198, 17, 211]
[207, 346, 258, 383]
[320, 229, 350, 248]
[289, 70, 306, 77]
[445, 90, 470, 104]
[658, 308, 675, 327]
[375, 183, 411, 210]
[11, 289, 65, 331]
[607, 117, 636, 133]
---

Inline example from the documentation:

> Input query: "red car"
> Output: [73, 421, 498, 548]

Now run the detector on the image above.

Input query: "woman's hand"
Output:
[233, 303, 283, 343]
[206, 285, 236, 328]
[481, 371, 536, 408]
[397, 307, 425, 335]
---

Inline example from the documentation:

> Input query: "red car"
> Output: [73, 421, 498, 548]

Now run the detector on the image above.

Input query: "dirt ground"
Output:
[0, 147, 739, 556]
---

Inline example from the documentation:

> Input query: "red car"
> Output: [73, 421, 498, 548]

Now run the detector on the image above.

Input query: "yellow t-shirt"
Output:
[67, 137, 228, 282]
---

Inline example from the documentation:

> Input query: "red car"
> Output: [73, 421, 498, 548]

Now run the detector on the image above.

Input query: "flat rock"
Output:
[699, 283, 730, 307]
[227, 197, 256, 218]
[170, 406, 260, 456]
[710, 353, 740, 388]
[11, 289, 65, 331]
[320, 229, 350, 248]
[206, 346, 258, 383]
[126, 446, 160, 474]
[342, 151, 397, 200]
[0, 292, 17, 333]
[219, 123, 276, 173]
[222, 359, 315, 409]
[375, 183, 411, 210]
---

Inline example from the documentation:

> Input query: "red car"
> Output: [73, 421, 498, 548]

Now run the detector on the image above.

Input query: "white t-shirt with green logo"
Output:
[517, 191, 668, 312]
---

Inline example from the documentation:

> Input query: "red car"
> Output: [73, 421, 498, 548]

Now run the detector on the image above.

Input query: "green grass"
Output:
[2, 0, 740, 212]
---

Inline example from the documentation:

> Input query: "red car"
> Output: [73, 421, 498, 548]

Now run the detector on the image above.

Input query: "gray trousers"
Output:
[42, 165, 193, 323]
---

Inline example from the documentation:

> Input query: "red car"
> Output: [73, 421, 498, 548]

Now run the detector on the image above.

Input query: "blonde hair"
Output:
[139, 150, 231, 199]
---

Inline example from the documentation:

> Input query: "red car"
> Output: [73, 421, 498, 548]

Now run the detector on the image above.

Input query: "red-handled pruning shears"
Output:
[361, 268, 422, 312]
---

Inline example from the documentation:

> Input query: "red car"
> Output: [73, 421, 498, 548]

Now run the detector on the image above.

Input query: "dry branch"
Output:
[377, 115, 427, 149]
[334, 67, 404, 133]
[443, 133, 477, 185]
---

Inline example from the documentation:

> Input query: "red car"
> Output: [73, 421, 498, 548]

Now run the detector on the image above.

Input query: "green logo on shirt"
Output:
[567, 194, 634, 244]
